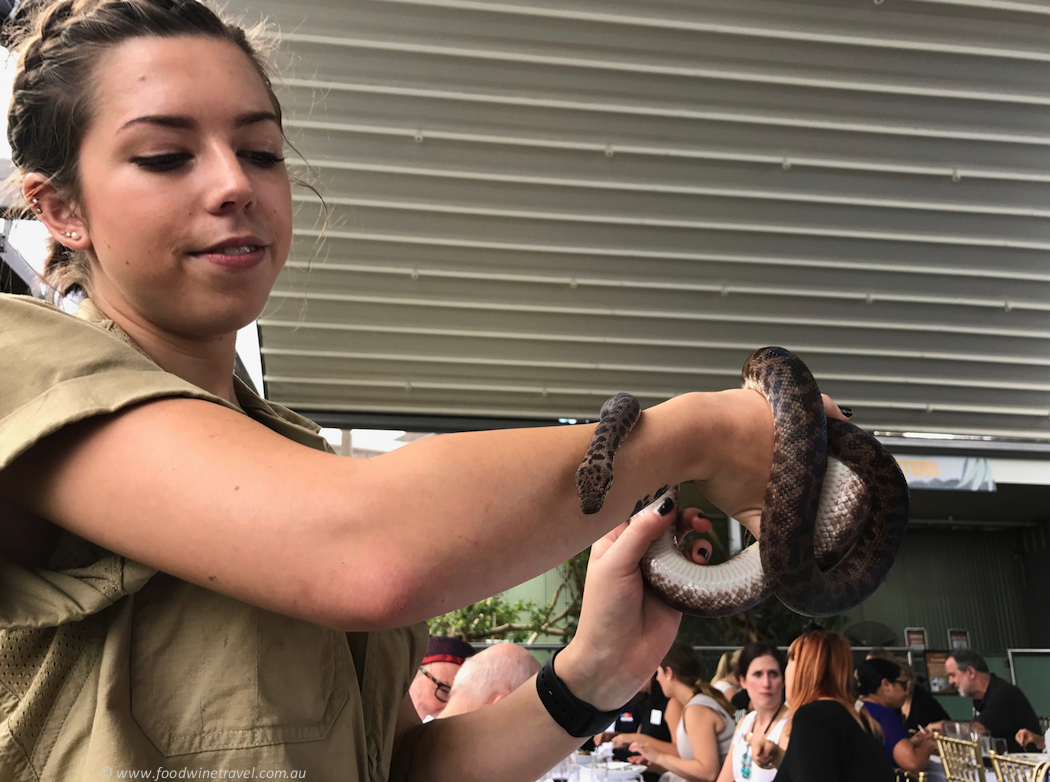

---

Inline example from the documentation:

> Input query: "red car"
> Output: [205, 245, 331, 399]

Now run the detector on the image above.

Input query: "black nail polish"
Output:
[838, 406, 853, 418]
[699, 547, 710, 561]
[657, 497, 674, 516]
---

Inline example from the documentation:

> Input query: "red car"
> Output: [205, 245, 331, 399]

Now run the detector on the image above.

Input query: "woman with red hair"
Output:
[753, 630, 893, 782]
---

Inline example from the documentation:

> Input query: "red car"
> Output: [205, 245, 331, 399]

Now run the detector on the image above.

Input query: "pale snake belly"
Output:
[575, 346, 909, 618]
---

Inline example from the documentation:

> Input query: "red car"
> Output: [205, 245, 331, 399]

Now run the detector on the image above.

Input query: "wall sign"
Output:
[948, 629, 971, 650]
[905, 627, 928, 651]
[895, 456, 995, 491]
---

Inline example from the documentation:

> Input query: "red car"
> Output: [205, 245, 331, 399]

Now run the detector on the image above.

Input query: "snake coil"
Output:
[575, 347, 909, 618]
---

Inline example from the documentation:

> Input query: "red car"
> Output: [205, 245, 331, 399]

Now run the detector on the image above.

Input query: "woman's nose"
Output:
[205, 149, 254, 212]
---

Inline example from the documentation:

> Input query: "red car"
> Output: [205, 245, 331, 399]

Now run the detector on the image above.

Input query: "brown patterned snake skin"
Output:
[575, 347, 910, 618]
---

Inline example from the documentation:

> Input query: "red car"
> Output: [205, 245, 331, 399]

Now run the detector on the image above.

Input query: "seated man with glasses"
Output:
[857, 658, 936, 774]
[409, 636, 476, 721]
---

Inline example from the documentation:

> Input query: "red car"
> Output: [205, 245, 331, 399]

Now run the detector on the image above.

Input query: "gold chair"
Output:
[895, 768, 927, 782]
[990, 752, 1044, 782]
[935, 735, 986, 782]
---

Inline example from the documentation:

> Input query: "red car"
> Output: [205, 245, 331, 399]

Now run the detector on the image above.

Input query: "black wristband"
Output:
[536, 649, 626, 738]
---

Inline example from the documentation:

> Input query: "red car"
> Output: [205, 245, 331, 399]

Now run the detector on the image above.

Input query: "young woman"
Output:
[751, 630, 893, 782]
[711, 650, 742, 704]
[626, 642, 737, 782]
[856, 658, 937, 774]
[0, 1, 848, 780]
[714, 642, 788, 782]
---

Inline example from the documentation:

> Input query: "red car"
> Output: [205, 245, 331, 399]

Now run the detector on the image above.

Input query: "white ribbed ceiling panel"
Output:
[233, 0, 1050, 438]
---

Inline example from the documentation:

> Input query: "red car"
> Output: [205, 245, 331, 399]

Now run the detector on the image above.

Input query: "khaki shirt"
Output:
[0, 294, 427, 781]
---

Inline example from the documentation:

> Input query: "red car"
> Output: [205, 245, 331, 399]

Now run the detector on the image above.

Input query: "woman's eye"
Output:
[130, 152, 191, 172]
[239, 150, 285, 168]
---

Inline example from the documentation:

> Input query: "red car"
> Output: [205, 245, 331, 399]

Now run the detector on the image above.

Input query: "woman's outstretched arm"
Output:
[0, 387, 818, 630]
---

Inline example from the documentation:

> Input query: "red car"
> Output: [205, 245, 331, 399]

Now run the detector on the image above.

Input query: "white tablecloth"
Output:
[539, 765, 645, 782]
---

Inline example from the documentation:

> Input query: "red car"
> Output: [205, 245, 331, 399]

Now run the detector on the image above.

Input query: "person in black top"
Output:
[777, 701, 895, 782]
[753, 630, 893, 782]
[927, 649, 1040, 753]
[865, 649, 949, 732]
[615, 673, 675, 743]
[903, 679, 950, 733]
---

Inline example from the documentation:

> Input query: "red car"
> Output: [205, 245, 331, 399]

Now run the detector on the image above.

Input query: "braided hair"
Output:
[6, 0, 281, 297]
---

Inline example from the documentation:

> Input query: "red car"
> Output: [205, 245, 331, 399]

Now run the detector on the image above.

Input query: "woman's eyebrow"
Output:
[118, 111, 279, 133]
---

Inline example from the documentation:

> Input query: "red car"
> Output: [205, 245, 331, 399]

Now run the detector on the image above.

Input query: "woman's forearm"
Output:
[647, 751, 719, 782]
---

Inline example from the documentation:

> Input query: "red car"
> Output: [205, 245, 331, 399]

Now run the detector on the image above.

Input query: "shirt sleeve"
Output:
[867, 705, 910, 759]
[0, 295, 232, 632]
[0, 295, 230, 474]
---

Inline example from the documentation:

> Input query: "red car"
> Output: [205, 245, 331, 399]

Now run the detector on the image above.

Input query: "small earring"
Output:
[30, 197, 42, 214]
[70, 231, 79, 240]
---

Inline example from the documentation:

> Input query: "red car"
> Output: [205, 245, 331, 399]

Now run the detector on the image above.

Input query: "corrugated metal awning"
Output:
[231, 0, 1050, 439]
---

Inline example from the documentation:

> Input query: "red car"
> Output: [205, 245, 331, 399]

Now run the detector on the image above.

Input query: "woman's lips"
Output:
[192, 245, 266, 270]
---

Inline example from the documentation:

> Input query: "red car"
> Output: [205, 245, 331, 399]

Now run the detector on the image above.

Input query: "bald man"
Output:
[437, 642, 541, 718]
[409, 636, 477, 721]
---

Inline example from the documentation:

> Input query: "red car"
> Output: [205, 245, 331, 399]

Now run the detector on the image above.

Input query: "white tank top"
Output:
[731, 710, 788, 782]
[658, 694, 738, 782]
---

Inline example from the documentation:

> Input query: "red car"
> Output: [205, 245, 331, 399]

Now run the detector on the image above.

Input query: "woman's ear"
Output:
[23, 173, 91, 253]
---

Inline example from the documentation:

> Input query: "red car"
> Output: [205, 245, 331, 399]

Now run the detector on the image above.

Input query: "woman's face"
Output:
[739, 654, 783, 710]
[74, 35, 292, 339]
[880, 676, 908, 710]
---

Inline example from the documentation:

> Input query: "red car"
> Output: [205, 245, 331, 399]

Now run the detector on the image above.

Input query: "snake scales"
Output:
[575, 346, 909, 618]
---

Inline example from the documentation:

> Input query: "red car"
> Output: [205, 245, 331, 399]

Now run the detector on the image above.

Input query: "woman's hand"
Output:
[611, 732, 642, 749]
[628, 739, 662, 767]
[752, 736, 785, 770]
[553, 495, 690, 712]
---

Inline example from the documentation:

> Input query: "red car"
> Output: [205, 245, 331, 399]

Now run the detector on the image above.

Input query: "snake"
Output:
[575, 346, 909, 618]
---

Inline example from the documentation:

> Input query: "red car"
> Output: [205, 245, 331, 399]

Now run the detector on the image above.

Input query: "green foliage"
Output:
[427, 549, 591, 643]
[427, 594, 537, 643]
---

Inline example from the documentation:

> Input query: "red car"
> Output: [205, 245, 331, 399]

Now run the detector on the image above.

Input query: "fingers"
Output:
[590, 519, 630, 559]
[596, 493, 677, 572]
[688, 538, 713, 564]
[674, 508, 711, 538]
[823, 393, 851, 422]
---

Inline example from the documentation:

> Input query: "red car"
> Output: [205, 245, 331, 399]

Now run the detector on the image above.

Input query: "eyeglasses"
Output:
[418, 667, 452, 703]
[894, 679, 910, 687]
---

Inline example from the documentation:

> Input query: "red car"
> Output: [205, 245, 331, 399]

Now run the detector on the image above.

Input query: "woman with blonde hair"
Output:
[0, 0, 850, 779]
[625, 642, 737, 782]
[753, 630, 892, 782]
[711, 650, 742, 703]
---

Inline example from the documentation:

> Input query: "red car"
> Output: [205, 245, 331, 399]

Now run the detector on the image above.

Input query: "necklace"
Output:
[740, 705, 785, 780]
